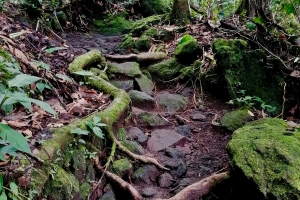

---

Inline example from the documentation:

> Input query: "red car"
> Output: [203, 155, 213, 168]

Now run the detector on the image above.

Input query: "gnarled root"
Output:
[106, 127, 169, 171]
[95, 163, 142, 200]
[156, 172, 229, 200]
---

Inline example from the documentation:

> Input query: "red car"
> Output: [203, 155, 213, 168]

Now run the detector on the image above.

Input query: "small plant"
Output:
[0, 174, 31, 200]
[70, 116, 107, 142]
[228, 95, 276, 113]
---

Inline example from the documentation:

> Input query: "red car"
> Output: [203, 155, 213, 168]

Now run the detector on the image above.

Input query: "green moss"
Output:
[179, 67, 194, 81]
[228, 118, 300, 199]
[155, 43, 165, 52]
[142, 28, 159, 38]
[80, 182, 92, 199]
[44, 166, 79, 199]
[118, 128, 126, 141]
[220, 109, 253, 131]
[90, 68, 109, 81]
[106, 62, 142, 78]
[174, 35, 201, 63]
[69, 50, 105, 73]
[130, 15, 164, 36]
[135, 74, 154, 95]
[135, 35, 151, 51]
[30, 168, 49, 194]
[147, 58, 187, 81]
[94, 15, 132, 35]
[120, 34, 135, 52]
[112, 158, 132, 175]
[204, 38, 284, 115]
[133, 167, 145, 179]
[140, 0, 172, 16]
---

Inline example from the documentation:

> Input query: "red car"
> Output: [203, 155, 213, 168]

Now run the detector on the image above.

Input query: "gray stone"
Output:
[174, 125, 192, 137]
[135, 74, 154, 95]
[171, 160, 187, 178]
[156, 92, 188, 113]
[138, 112, 172, 128]
[133, 165, 159, 185]
[98, 191, 116, 200]
[107, 62, 142, 78]
[121, 140, 145, 155]
[141, 187, 157, 197]
[191, 112, 207, 121]
[110, 80, 134, 91]
[127, 127, 148, 146]
[158, 173, 173, 188]
[128, 90, 155, 109]
[165, 147, 185, 159]
[147, 129, 187, 152]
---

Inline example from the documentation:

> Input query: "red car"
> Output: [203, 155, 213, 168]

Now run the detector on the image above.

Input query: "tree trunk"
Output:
[171, 0, 190, 25]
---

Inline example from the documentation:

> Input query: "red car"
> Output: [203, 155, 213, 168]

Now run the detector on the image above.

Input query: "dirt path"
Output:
[67, 33, 232, 200]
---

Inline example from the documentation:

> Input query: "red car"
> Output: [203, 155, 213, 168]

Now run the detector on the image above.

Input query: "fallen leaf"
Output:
[8, 120, 28, 128]
[21, 129, 32, 137]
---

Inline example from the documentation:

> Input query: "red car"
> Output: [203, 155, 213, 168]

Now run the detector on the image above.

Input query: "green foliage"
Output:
[70, 116, 107, 141]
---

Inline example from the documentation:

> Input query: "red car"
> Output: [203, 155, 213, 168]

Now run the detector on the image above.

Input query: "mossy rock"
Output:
[220, 109, 253, 132]
[112, 158, 133, 176]
[134, 74, 154, 95]
[44, 167, 80, 199]
[140, 0, 172, 16]
[202, 39, 284, 115]
[130, 15, 164, 37]
[135, 35, 151, 51]
[228, 118, 300, 199]
[156, 92, 188, 113]
[93, 14, 132, 35]
[106, 62, 142, 78]
[120, 34, 135, 52]
[147, 58, 187, 81]
[57, 11, 67, 26]
[90, 67, 109, 81]
[174, 35, 202, 64]
[179, 67, 194, 81]
[80, 182, 92, 199]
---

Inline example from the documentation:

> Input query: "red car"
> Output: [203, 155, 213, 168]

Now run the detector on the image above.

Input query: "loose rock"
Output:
[141, 187, 157, 197]
[127, 126, 148, 146]
[158, 173, 173, 188]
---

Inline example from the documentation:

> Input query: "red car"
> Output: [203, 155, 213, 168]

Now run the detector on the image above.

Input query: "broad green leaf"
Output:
[93, 116, 101, 124]
[283, 3, 296, 15]
[0, 145, 18, 157]
[8, 74, 40, 88]
[44, 47, 67, 54]
[31, 60, 50, 71]
[20, 101, 32, 111]
[0, 94, 5, 105]
[70, 128, 90, 135]
[0, 84, 6, 93]
[56, 74, 72, 83]
[0, 191, 7, 200]
[253, 17, 264, 25]
[1, 104, 13, 114]
[9, 182, 18, 196]
[73, 71, 94, 76]
[20, 98, 57, 117]
[36, 82, 45, 93]
[95, 123, 107, 127]
[0, 124, 31, 154]
[246, 21, 256, 30]
[0, 153, 5, 161]
[0, 174, 3, 191]
[93, 127, 104, 139]
[78, 139, 86, 144]
[85, 121, 94, 130]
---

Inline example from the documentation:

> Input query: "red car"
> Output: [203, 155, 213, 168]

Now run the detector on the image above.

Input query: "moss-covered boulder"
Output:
[220, 109, 253, 132]
[202, 39, 284, 115]
[130, 15, 164, 37]
[128, 90, 155, 109]
[156, 92, 188, 113]
[120, 34, 135, 52]
[174, 35, 202, 64]
[107, 62, 142, 78]
[147, 58, 187, 81]
[94, 13, 132, 35]
[228, 118, 300, 199]
[112, 158, 133, 177]
[135, 74, 154, 95]
[140, 0, 172, 16]
[135, 35, 151, 51]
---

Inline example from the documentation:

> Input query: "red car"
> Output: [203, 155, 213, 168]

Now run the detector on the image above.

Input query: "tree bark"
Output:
[171, 0, 190, 25]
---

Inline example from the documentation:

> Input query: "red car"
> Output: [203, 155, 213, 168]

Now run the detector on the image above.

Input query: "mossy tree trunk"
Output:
[171, 0, 190, 25]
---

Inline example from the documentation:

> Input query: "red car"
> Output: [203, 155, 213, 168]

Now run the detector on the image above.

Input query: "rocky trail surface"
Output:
[67, 33, 232, 200]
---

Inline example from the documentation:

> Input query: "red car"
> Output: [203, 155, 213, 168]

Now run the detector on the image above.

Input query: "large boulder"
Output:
[147, 58, 187, 81]
[220, 109, 253, 132]
[228, 118, 300, 199]
[174, 35, 202, 64]
[203, 39, 284, 115]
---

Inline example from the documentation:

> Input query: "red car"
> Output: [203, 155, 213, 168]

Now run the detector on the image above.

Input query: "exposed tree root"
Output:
[104, 52, 166, 63]
[106, 127, 169, 171]
[156, 172, 229, 200]
[95, 163, 142, 200]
